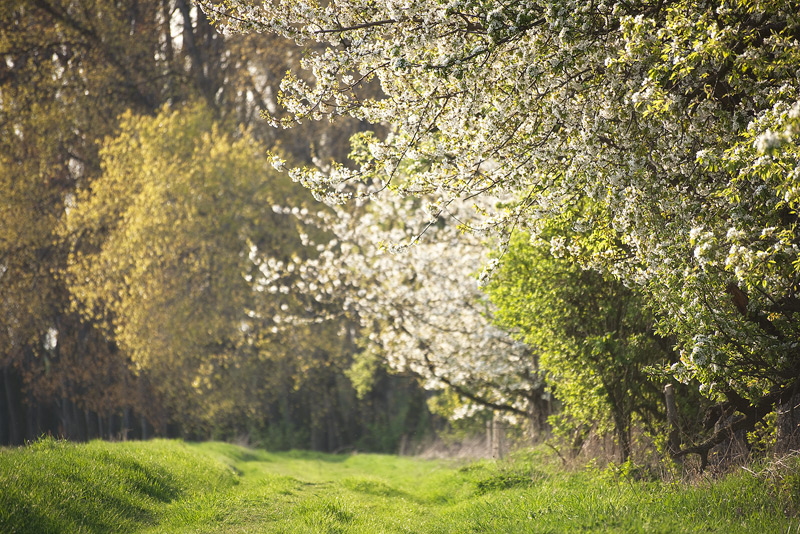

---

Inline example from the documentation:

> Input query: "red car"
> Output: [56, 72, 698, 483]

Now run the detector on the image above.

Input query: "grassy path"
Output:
[1, 438, 798, 533]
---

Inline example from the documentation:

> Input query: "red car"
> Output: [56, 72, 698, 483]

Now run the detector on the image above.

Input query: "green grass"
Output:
[2, 438, 799, 533]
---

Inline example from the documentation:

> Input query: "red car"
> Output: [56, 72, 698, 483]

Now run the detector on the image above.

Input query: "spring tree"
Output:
[0, 0, 313, 442]
[203, 0, 800, 459]
[259, 193, 550, 432]
[0, 0, 179, 440]
[63, 102, 335, 433]
[486, 230, 674, 461]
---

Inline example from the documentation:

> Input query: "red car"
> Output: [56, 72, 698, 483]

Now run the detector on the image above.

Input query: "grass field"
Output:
[1, 437, 799, 533]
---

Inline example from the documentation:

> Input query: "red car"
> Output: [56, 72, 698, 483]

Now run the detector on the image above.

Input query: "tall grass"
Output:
[2, 438, 798, 533]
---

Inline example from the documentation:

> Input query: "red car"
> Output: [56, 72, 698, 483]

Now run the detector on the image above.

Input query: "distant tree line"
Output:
[0, 0, 430, 451]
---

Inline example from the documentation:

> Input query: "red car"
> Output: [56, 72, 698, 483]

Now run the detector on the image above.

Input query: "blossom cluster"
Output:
[203, 0, 800, 403]
[250, 192, 541, 418]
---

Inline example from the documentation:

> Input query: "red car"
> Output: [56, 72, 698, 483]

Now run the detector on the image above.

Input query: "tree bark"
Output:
[664, 384, 681, 458]
[602, 378, 631, 462]
[775, 390, 800, 455]
[26, 389, 39, 441]
[3, 366, 21, 445]
[175, 0, 212, 101]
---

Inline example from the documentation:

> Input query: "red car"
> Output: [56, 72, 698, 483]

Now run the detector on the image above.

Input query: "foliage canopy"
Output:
[204, 0, 800, 456]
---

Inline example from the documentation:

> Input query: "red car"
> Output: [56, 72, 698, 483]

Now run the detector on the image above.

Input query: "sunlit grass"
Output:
[2, 438, 798, 533]
[0, 438, 235, 533]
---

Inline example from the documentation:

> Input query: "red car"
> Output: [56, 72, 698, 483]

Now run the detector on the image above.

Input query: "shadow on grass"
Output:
[0, 441, 184, 534]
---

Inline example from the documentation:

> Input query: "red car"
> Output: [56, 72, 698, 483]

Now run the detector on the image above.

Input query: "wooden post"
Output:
[664, 384, 681, 459]
[398, 434, 409, 456]
[491, 414, 504, 459]
[486, 419, 493, 457]
[492, 417, 500, 459]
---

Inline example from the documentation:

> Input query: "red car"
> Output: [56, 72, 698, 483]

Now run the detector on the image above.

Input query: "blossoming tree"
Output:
[203, 0, 800, 460]
[257, 193, 549, 431]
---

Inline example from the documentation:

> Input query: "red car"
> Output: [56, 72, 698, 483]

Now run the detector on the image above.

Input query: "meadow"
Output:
[1, 438, 798, 533]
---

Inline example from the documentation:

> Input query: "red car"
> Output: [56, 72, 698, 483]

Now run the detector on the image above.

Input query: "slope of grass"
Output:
[2, 438, 799, 533]
[0, 437, 236, 534]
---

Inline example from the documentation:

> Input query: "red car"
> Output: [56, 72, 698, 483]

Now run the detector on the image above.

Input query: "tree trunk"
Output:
[775, 390, 800, 455]
[175, 0, 212, 101]
[3, 366, 21, 445]
[604, 381, 631, 462]
[616, 424, 631, 463]
[26, 389, 39, 441]
[85, 410, 93, 439]
[71, 400, 84, 441]
[122, 369, 131, 440]
[664, 384, 682, 459]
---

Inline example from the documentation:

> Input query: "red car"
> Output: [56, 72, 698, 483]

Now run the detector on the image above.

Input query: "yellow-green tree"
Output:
[486, 232, 671, 461]
[1, 0, 426, 446]
[63, 102, 316, 434]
